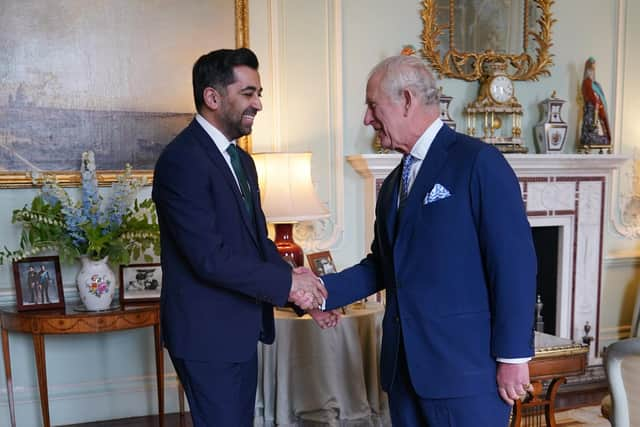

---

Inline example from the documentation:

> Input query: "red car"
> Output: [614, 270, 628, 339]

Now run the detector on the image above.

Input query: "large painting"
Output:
[0, 0, 248, 187]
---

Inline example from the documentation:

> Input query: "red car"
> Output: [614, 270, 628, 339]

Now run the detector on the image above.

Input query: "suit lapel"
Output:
[394, 125, 455, 252]
[191, 121, 259, 246]
[382, 165, 402, 242]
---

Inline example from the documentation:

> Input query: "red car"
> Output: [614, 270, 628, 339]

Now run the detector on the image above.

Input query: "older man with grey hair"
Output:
[319, 55, 537, 426]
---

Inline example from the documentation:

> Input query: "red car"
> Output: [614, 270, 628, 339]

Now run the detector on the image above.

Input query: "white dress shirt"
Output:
[401, 118, 443, 198]
[195, 114, 243, 192]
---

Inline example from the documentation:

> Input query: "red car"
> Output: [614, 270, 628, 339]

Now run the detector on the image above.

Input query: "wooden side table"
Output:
[511, 332, 589, 427]
[0, 304, 164, 427]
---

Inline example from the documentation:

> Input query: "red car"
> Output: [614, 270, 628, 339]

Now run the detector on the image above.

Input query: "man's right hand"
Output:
[289, 269, 327, 310]
[308, 308, 340, 329]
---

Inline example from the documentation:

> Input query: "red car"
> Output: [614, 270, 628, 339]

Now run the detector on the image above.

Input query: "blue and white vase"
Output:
[535, 92, 568, 153]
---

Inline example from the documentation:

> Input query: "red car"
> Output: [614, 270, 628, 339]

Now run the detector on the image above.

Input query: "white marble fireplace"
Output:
[347, 153, 627, 364]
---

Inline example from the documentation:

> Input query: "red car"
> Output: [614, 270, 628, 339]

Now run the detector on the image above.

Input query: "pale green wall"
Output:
[600, 0, 640, 347]
[248, 0, 639, 350]
[0, 1, 638, 425]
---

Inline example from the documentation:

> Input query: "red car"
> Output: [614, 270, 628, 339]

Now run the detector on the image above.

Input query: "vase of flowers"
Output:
[0, 151, 160, 310]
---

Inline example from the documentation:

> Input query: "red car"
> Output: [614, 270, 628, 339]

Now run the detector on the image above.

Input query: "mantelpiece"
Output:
[347, 153, 627, 364]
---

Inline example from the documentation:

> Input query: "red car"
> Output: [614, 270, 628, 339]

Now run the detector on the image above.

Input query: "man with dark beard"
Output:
[152, 48, 331, 426]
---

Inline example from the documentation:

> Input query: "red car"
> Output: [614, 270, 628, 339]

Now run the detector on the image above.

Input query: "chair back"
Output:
[631, 288, 640, 338]
[605, 338, 640, 427]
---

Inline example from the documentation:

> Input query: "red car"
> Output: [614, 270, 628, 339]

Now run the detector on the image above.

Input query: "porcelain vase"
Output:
[535, 92, 568, 153]
[76, 255, 116, 310]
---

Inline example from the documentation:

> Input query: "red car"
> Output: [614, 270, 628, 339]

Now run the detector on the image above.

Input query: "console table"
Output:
[511, 332, 589, 427]
[0, 304, 164, 427]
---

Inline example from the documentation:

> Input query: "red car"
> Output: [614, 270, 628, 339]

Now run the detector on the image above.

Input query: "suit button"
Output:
[395, 316, 400, 323]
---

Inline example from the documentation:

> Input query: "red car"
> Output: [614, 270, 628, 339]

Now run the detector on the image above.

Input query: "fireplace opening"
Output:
[531, 226, 560, 335]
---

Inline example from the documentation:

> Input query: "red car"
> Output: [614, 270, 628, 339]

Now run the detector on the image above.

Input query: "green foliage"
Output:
[0, 152, 160, 266]
[0, 196, 160, 266]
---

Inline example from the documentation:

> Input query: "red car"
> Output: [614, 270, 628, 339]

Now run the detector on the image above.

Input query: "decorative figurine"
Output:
[579, 57, 612, 153]
[438, 87, 456, 130]
[535, 91, 568, 153]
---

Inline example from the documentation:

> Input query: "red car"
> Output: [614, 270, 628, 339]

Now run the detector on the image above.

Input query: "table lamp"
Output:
[253, 152, 330, 267]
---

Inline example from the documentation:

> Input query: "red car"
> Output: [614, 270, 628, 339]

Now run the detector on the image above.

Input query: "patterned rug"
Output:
[553, 405, 610, 426]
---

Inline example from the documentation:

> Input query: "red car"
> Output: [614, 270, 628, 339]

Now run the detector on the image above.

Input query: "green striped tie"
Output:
[227, 144, 254, 215]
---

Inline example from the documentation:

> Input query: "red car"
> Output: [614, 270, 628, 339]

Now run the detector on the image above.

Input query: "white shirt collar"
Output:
[195, 114, 246, 190]
[409, 118, 444, 160]
[195, 113, 235, 153]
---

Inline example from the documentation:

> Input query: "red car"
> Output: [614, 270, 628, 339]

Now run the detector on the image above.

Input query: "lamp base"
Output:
[273, 223, 303, 267]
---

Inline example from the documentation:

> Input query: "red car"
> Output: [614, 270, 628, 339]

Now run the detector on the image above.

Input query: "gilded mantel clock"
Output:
[465, 63, 526, 153]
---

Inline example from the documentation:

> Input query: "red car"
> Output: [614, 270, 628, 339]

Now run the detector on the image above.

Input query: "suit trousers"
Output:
[170, 351, 258, 427]
[388, 341, 511, 427]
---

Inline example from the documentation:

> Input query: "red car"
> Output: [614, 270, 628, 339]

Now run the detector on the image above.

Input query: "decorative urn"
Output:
[535, 91, 569, 153]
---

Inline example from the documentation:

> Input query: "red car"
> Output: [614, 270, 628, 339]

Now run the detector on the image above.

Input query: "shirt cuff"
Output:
[318, 278, 327, 311]
[496, 357, 532, 364]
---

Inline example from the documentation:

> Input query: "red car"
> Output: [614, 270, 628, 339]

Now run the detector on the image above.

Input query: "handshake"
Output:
[288, 267, 340, 329]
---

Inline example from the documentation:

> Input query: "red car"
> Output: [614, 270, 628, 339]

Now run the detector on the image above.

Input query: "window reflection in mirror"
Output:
[422, 0, 554, 81]
[435, 0, 540, 55]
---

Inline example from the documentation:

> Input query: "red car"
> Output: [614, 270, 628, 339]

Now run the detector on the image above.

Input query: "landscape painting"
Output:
[0, 0, 239, 180]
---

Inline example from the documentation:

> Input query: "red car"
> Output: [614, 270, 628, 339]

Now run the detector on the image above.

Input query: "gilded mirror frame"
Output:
[0, 0, 250, 188]
[421, 0, 555, 82]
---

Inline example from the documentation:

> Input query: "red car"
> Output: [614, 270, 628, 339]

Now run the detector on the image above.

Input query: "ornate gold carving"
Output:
[534, 343, 589, 359]
[235, 0, 249, 49]
[421, 0, 555, 82]
[236, 0, 252, 153]
[0, 170, 154, 189]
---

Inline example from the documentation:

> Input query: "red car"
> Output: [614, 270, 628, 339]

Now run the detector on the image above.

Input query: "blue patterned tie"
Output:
[399, 154, 415, 207]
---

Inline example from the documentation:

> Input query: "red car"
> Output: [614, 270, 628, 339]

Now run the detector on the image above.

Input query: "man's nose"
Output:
[253, 96, 263, 111]
[363, 108, 373, 126]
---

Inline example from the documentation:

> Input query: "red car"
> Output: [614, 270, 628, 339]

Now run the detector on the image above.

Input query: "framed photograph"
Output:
[307, 251, 337, 276]
[119, 263, 162, 304]
[0, 0, 249, 188]
[12, 256, 65, 311]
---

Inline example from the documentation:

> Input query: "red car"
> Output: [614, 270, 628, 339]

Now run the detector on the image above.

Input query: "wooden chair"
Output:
[631, 286, 640, 339]
[177, 380, 185, 416]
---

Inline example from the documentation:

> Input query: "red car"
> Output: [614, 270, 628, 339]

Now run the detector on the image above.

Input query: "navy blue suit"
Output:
[323, 126, 536, 422]
[152, 119, 291, 424]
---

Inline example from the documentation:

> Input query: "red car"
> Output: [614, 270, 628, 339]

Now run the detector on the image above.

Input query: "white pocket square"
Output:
[424, 183, 451, 204]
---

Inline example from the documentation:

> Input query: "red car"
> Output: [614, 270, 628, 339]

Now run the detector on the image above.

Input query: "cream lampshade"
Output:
[253, 152, 330, 266]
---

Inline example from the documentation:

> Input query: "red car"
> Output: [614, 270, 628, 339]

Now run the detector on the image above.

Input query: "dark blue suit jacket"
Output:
[152, 119, 291, 362]
[323, 125, 536, 398]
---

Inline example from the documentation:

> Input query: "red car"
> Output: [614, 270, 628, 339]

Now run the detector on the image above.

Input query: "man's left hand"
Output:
[496, 362, 532, 406]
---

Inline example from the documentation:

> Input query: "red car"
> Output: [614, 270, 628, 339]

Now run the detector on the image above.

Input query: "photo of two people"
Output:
[13, 256, 65, 311]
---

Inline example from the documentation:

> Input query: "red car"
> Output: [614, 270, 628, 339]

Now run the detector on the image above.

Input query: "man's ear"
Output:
[203, 87, 220, 110]
[402, 89, 413, 117]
